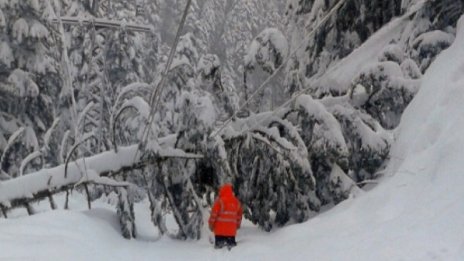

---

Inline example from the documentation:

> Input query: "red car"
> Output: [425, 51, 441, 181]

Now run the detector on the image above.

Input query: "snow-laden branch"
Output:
[0, 127, 26, 169]
[19, 150, 42, 177]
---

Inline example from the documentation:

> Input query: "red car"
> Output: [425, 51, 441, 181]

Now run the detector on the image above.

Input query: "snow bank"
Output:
[388, 16, 464, 174]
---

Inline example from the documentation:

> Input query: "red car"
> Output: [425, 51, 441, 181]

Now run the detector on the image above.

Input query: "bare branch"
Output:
[50, 17, 154, 33]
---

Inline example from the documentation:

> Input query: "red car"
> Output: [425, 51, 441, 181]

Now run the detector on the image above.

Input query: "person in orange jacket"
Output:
[208, 183, 243, 249]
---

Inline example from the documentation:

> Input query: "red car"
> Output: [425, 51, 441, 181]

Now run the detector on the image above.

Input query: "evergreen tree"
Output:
[0, 0, 60, 176]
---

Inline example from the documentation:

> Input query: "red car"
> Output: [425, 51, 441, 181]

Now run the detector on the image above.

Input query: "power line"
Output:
[134, 0, 193, 162]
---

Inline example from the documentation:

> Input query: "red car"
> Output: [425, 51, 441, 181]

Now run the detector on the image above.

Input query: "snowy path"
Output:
[1, 173, 462, 261]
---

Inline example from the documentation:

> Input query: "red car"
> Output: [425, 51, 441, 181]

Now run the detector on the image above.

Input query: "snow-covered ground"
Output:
[2, 13, 464, 261]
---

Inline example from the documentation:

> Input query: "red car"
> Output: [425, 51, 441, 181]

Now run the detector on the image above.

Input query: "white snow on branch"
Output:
[412, 30, 455, 52]
[12, 18, 29, 43]
[77, 102, 95, 129]
[75, 169, 131, 188]
[29, 21, 49, 39]
[114, 82, 151, 108]
[19, 151, 42, 177]
[7, 69, 39, 98]
[0, 41, 13, 67]
[296, 95, 348, 154]
[0, 142, 203, 206]
[245, 28, 288, 73]
[118, 96, 151, 120]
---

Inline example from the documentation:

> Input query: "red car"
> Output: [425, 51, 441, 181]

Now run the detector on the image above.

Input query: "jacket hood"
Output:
[219, 183, 234, 197]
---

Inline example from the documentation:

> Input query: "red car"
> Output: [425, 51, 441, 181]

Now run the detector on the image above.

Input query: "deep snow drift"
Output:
[2, 14, 464, 261]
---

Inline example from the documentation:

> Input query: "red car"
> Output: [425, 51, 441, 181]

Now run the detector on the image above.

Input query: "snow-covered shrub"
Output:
[400, 58, 422, 79]
[412, 30, 455, 72]
[378, 44, 405, 64]
[351, 61, 421, 129]
[293, 95, 352, 205]
[328, 101, 391, 182]
[295, 95, 348, 158]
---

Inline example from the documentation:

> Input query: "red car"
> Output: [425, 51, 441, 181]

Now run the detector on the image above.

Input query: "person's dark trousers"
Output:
[215, 236, 236, 249]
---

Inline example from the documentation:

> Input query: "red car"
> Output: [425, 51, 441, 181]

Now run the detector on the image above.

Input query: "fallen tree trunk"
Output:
[0, 143, 203, 212]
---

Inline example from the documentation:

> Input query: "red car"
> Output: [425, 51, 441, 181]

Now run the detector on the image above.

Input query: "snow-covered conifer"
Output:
[0, 0, 58, 176]
[351, 61, 420, 129]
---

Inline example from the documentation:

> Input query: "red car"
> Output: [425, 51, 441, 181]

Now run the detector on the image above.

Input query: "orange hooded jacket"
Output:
[208, 184, 243, 237]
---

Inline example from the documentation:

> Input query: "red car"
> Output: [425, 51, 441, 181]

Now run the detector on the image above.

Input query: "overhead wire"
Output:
[134, 0, 193, 162]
